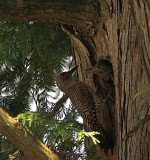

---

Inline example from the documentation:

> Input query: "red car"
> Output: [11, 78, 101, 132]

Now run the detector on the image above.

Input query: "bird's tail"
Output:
[95, 127, 114, 155]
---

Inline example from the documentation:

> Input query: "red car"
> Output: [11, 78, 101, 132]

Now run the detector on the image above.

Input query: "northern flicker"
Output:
[56, 66, 113, 154]
[86, 60, 114, 82]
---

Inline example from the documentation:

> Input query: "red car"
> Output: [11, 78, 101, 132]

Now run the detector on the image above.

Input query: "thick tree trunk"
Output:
[64, 0, 150, 160]
[0, 0, 149, 160]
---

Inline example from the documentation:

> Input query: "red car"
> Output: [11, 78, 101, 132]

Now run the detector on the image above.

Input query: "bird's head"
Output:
[85, 64, 103, 74]
[56, 66, 78, 92]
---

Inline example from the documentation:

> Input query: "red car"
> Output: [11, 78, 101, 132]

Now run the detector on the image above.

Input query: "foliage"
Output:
[0, 22, 71, 72]
[0, 21, 74, 159]
[0, 22, 98, 160]
[0, 135, 18, 160]
[16, 107, 101, 159]
[0, 22, 72, 117]
[16, 106, 86, 159]
[78, 131, 100, 144]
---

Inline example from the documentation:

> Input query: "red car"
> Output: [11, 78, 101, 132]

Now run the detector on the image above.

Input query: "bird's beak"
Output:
[68, 66, 78, 75]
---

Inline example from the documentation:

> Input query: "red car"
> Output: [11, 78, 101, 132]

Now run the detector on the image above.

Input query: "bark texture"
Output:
[0, 0, 97, 36]
[63, 0, 150, 159]
[68, 1, 150, 160]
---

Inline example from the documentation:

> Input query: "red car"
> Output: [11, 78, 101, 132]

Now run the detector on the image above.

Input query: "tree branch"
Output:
[0, 0, 97, 36]
[0, 108, 60, 160]
[123, 114, 150, 141]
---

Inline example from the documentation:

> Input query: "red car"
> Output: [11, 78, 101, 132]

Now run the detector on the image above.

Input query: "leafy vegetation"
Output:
[0, 22, 80, 159]
[16, 106, 86, 159]
[78, 131, 100, 144]
[0, 22, 98, 160]
[0, 22, 72, 117]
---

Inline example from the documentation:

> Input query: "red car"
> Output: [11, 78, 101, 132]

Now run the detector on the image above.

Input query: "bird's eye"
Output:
[97, 66, 100, 68]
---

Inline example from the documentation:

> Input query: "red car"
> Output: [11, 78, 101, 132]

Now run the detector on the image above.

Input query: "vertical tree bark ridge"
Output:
[0, 108, 60, 160]
[117, 0, 150, 160]
[131, 0, 150, 80]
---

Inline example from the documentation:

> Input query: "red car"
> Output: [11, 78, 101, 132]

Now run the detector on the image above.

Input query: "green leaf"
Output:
[78, 131, 101, 144]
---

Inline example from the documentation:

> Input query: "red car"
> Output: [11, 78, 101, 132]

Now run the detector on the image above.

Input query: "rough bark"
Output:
[0, 108, 60, 160]
[66, 0, 150, 160]
[0, 0, 150, 160]
[63, 0, 150, 159]
[0, 0, 98, 36]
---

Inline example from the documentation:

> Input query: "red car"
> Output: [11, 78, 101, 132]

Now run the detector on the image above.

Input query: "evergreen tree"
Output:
[0, 22, 86, 160]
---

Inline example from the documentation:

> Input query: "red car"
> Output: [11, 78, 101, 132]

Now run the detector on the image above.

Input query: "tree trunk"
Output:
[63, 0, 150, 159]
[0, 0, 150, 160]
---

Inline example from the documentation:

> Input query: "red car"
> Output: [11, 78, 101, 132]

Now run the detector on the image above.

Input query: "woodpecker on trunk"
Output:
[56, 66, 113, 154]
